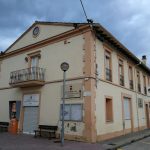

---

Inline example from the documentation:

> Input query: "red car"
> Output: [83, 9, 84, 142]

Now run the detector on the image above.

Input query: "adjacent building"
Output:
[0, 21, 150, 142]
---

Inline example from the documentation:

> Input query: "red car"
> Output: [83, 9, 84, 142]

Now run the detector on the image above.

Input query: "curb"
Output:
[106, 134, 150, 150]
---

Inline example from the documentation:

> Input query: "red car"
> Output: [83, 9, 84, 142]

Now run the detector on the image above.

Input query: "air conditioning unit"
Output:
[147, 86, 150, 96]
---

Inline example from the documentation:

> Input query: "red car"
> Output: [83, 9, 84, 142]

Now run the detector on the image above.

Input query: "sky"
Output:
[0, 0, 150, 66]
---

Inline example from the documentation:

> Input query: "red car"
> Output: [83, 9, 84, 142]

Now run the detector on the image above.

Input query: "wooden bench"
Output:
[34, 125, 58, 139]
[0, 122, 9, 132]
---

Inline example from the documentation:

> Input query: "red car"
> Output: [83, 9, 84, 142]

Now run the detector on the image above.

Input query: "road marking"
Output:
[140, 141, 150, 145]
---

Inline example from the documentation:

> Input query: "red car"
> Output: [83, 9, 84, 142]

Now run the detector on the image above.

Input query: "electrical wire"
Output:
[79, 0, 88, 22]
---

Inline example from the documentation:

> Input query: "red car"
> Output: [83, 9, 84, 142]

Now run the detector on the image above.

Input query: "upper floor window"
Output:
[27, 51, 41, 68]
[105, 50, 112, 81]
[137, 71, 141, 93]
[129, 66, 134, 90]
[30, 56, 39, 68]
[143, 75, 147, 95]
[118, 59, 124, 86]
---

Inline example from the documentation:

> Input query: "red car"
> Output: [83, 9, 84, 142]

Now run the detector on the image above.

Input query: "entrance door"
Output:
[145, 104, 150, 128]
[123, 97, 132, 133]
[23, 107, 39, 134]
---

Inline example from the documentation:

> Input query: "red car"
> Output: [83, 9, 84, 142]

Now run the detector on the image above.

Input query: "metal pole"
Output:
[61, 71, 66, 146]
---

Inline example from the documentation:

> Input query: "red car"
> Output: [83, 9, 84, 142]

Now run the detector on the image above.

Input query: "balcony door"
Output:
[30, 56, 39, 80]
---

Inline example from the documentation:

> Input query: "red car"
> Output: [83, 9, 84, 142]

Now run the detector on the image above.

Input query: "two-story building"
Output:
[0, 21, 150, 143]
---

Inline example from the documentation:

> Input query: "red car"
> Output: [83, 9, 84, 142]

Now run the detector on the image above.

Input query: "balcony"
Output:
[9, 67, 45, 87]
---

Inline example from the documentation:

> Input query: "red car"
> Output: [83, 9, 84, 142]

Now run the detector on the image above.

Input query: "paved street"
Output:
[121, 137, 150, 150]
[0, 133, 103, 150]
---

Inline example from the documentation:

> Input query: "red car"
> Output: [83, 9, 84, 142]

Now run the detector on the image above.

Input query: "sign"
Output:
[83, 91, 91, 97]
[62, 83, 82, 99]
[23, 94, 40, 106]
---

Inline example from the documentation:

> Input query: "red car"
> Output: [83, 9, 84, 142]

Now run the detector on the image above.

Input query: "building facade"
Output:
[0, 22, 150, 143]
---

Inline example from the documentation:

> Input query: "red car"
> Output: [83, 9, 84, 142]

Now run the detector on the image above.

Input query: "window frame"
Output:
[60, 103, 83, 122]
[104, 50, 112, 82]
[27, 51, 41, 68]
[128, 65, 134, 90]
[118, 58, 124, 86]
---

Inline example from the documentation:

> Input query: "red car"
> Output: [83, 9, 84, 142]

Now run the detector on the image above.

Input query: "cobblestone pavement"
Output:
[0, 133, 104, 150]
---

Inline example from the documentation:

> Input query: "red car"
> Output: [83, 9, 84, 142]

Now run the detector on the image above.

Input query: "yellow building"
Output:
[0, 22, 150, 143]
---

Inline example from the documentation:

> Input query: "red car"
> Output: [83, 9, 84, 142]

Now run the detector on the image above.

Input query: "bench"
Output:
[0, 122, 9, 132]
[34, 125, 58, 139]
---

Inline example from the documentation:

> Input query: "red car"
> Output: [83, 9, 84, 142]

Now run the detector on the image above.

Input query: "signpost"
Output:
[60, 62, 69, 146]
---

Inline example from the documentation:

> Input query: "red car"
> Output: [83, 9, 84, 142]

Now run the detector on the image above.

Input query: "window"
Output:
[118, 59, 124, 86]
[29, 55, 40, 80]
[105, 51, 112, 81]
[129, 66, 134, 89]
[105, 97, 113, 122]
[137, 71, 141, 93]
[27, 51, 41, 68]
[60, 104, 82, 121]
[31, 56, 39, 67]
[143, 75, 147, 95]
[138, 98, 143, 108]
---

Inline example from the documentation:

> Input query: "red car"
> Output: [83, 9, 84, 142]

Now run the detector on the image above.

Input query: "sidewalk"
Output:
[101, 129, 150, 150]
[0, 129, 150, 150]
[0, 132, 103, 150]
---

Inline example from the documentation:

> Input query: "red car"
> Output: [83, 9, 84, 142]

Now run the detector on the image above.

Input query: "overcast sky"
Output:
[0, 0, 150, 66]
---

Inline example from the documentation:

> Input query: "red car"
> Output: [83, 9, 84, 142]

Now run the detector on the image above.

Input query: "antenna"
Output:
[79, 0, 93, 24]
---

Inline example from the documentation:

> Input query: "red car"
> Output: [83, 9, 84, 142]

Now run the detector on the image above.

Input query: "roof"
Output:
[0, 21, 150, 73]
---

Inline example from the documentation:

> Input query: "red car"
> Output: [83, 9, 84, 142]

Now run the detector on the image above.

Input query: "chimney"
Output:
[142, 55, 147, 65]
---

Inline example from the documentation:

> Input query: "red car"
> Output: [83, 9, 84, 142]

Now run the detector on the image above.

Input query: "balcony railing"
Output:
[120, 75, 124, 86]
[9, 67, 45, 87]
[129, 80, 134, 90]
[105, 68, 112, 81]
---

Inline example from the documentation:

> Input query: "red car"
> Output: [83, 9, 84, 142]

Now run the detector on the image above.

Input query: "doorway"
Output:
[122, 96, 133, 134]
[145, 103, 150, 128]
[23, 107, 39, 134]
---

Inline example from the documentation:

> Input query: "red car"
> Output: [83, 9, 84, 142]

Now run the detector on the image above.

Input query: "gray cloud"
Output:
[0, 0, 150, 66]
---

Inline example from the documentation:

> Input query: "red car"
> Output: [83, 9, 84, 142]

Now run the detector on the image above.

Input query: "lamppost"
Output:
[60, 62, 69, 146]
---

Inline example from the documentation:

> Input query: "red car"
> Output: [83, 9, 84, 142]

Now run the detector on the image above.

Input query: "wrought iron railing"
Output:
[9, 67, 45, 84]
[105, 68, 112, 81]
